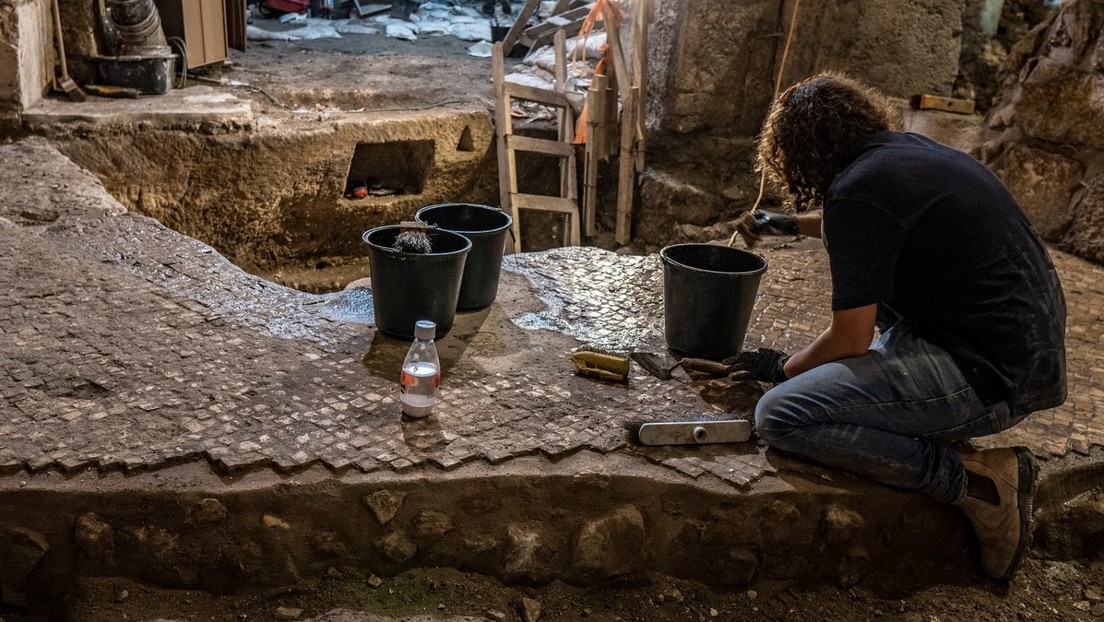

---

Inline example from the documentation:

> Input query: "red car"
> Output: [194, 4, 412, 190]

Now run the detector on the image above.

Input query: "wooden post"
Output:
[583, 73, 607, 237]
[615, 83, 638, 246]
[492, 42, 522, 254]
[632, 0, 650, 170]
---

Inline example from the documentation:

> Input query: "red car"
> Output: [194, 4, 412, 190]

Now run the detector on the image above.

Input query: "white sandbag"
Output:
[246, 25, 301, 41]
[450, 20, 492, 41]
[334, 21, 379, 35]
[291, 23, 342, 39]
[417, 19, 452, 35]
[385, 23, 418, 40]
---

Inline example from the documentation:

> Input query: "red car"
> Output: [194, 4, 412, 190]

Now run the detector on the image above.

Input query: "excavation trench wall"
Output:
[1, 456, 978, 617]
[29, 109, 502, 292]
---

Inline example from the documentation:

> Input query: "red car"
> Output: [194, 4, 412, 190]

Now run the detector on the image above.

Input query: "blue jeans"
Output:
[755, 321, 1024, 504]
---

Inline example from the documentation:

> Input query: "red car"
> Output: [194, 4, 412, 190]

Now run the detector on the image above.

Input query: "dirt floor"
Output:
[58, 556, 1104, 621]
[220, 10, 507, 114]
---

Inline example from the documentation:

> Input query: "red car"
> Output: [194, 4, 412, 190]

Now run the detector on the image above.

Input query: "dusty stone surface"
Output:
[1, 136, 1101, 477]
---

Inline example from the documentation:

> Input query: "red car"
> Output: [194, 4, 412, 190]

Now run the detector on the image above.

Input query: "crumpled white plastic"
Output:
[467, 40, 493, 57]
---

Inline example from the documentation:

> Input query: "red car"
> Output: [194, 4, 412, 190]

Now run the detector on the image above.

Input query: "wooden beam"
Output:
[606, 18, 632, 105]
[512, 193, 579, 214]
[507, 134, 576, 157]
[492, 42, 522, 254]
[632, 0, 649, 169]
[503, 83, 570, 108]
[501, 0, 542, 57]
[913, 94, 976, 115]
[615, 84, 638, 245]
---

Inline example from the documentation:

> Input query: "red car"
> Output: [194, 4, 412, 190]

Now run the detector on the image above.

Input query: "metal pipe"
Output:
[105, 0, 167, 52]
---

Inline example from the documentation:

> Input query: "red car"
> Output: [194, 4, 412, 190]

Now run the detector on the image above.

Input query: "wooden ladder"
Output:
[492, 30, 580, 253]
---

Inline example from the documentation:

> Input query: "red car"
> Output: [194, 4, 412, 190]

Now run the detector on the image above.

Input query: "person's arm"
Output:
[782, 303, 877, 378]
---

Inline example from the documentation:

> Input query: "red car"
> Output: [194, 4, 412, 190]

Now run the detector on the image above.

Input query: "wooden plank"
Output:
[554, 29, 580, 246]
[512, 193, 579, 214]
[531, 14, 590, 50]
[632, 0, 648, 169]
[493, 42, 522, 254]
[502, 0, 542, 57]
[615, 84, 639, 245]
[582, 74, 604, 237]
[503, 82, 570, 108]
[606, 18, 632, 105]
[602, 65, 618, 160]
[225, 0, 247, 52]
[591, 73, 608, 167]
[524, 4, 593, 41]
[352, 1, 390, 17]
[507, 134, 575, 157]
[914, 94, 976, 115]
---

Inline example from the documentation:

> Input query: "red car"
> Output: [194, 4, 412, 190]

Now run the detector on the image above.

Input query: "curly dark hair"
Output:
[758, 72, 902, 212]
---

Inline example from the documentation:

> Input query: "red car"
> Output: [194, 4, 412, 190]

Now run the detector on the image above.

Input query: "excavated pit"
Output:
[6, 5, 1104, 617]
[3, 135, 1104, 622]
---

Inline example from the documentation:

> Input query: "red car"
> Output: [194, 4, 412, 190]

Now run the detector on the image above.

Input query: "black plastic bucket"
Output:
[660, 244, 767, 360]
[363, 226, 472, 340]
[415, 203, 513, 311]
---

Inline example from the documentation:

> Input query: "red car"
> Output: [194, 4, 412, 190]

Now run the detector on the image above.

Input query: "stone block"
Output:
[503, 524, 557, 583]
[820, 504, 865, 546]
[1066, 172, 1104, 265]
[990, 144, 1081, 241]
[362, 489, 406, 525]
[1016, 59, 1104, 149]
[570, 505, 646, 578]
[74, 512, 115, 562]
[0, 527, 49, 606]
[374, 530, 417, 562]
[651, 0, 962, 136]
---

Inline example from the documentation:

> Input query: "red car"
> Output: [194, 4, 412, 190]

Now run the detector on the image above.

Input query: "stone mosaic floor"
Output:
[1, 139, 1101, 494]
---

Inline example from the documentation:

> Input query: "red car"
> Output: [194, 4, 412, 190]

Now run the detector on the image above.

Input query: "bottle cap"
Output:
[414, 320, 436, 340]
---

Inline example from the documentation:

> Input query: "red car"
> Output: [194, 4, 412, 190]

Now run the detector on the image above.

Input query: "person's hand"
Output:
[732, 210, 799, 248]
[723, 348, 790, 383]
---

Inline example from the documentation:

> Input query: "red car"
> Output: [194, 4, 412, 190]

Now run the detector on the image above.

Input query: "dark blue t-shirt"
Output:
[823, 131, 1066, 412]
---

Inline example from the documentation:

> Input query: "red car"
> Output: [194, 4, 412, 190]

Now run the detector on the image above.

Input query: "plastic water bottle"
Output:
[400, 320, 440, 417]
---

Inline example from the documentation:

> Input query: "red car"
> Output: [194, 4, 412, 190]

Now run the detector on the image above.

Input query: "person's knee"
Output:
[754, 387, 801, 446]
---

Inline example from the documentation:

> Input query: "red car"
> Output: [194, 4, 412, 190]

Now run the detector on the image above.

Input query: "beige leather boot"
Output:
[957, 447, 1038, 580]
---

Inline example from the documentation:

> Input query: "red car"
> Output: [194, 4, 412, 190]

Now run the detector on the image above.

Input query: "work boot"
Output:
[499, 0, 512, 16]
[956, 447, 1038, 580]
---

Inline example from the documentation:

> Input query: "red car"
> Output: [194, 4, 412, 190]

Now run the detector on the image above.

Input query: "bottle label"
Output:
[400, 368, 440, 394]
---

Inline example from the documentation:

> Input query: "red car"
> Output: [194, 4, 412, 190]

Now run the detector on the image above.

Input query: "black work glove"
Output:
[748, 210, 799, 236]
[733, 210, 800, 248]
[723, 348, 790, 384]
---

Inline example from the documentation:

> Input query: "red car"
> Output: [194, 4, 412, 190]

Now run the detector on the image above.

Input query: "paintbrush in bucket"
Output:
[392, 221, 433, 254]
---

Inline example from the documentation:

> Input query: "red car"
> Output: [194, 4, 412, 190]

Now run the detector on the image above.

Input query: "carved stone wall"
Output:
[983, 0, 1104, 264]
